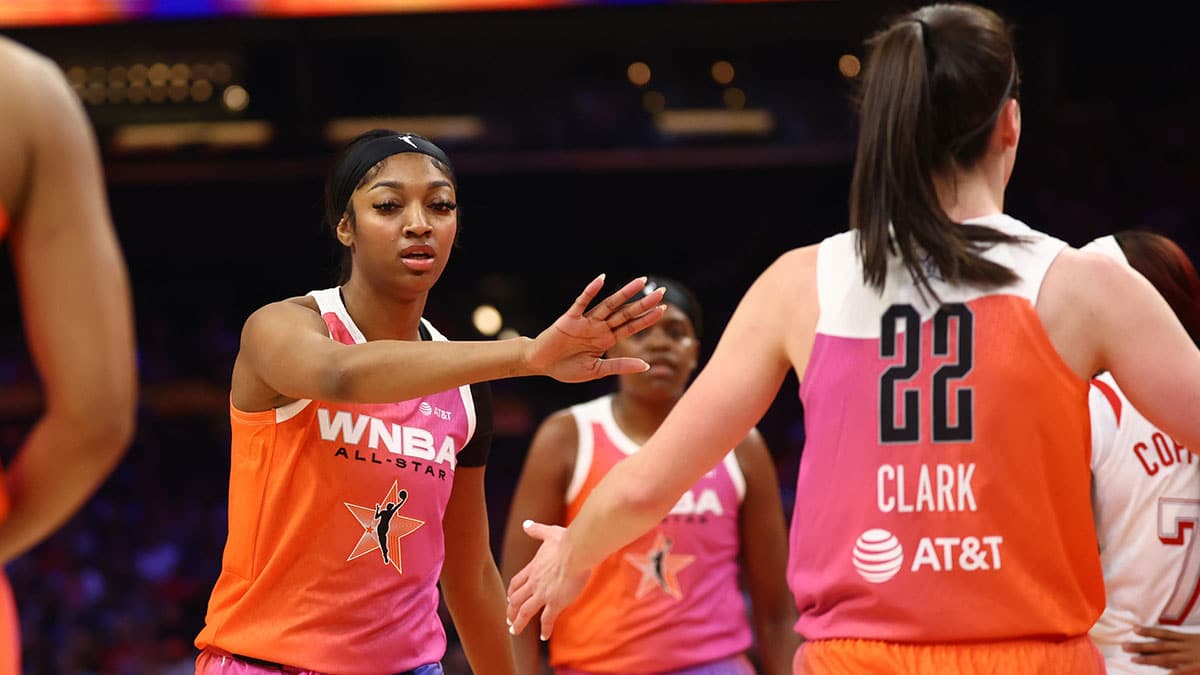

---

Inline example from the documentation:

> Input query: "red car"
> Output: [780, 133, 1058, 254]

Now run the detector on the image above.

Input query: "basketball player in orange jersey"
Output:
[1081, 230, 1200, 674]
[506, 4, 1200, 673]
[194, 128, 665, 675]
[0, 37, 137, 675]
[501, 277, 797, 675]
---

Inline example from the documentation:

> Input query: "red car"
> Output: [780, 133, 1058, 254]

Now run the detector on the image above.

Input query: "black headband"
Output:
[637, 277, 703, 340]
[333, 133, 457, 219]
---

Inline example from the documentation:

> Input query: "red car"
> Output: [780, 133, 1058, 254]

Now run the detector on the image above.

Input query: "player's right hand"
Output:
[524, 274, 665, 383]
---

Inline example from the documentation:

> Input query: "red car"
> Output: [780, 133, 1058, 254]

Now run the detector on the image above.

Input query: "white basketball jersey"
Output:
[1089, 372, 1200, 673]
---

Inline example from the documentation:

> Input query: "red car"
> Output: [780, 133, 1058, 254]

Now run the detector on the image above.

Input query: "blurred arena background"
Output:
[0, 1, 1196, 672]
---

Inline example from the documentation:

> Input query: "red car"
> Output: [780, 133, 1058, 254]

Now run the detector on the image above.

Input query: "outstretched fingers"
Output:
[606, 286, 666, 328]
[612, 304, 667, 342]
[595, 356, 651, 378]
[584, 276, 648, 321]
[567, 274, 608, 318]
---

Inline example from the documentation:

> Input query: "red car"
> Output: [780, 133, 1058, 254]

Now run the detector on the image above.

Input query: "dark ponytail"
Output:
[850, 3, 1023, 299]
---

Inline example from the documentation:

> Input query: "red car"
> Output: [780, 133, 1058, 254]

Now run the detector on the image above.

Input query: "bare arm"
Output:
[508, 247, 818, 637]
[234, 276, 666, 410]
[734, 430, 799, 675]
[1041, 250, 1200, 452]
[500, 412, 575, 674]
[0, 50, 137, 563]
[441, 466, 516, 675]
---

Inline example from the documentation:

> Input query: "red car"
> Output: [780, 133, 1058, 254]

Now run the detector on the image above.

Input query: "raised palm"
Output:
[527, 275, 665, 383]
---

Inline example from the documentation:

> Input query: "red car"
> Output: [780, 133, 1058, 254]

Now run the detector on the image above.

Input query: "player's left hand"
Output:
[505, 520, 590, 641]
[1124, 625, 1200, 674]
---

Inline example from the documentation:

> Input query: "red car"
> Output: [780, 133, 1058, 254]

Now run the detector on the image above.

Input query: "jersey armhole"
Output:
[1088, 380, 1121, 472]
[1092, 377, 1123, 424]
[564, 411, 593, 505]
[723, 451, 746, 504]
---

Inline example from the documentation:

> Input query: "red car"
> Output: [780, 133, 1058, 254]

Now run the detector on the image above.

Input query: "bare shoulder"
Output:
[762, 245, 820, 286]
[529, 408, 580, 457]
[0, 38, 67, 210]
[0, 37, 60, 85]
[283, 294, 321, 312]
[241, 295, 326, 341]
[1040, 247, 1141, 318]
[737, 245, 819, 319]
[0, 38, 74, 119]
[756, 245, 821, 367]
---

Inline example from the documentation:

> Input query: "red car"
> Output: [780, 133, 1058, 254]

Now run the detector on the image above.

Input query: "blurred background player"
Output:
[0, 36, 138, 675]
[502, 276, 797, 675]
[1083, 230, 1200, 674]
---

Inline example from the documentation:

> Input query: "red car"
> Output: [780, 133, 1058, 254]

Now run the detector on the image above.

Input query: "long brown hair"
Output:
[850, 3, 1023, 299]
[1115, 230, 1200, 348]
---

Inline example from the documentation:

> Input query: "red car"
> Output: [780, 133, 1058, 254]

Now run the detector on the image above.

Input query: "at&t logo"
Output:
[852, 528, 904, 583]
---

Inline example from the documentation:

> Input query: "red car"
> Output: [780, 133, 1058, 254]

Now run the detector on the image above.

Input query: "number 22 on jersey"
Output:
[879, 303, 975, 445]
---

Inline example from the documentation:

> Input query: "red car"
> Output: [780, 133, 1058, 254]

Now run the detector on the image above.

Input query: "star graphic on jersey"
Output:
[345, 480, 424, 575]
[622, 531, 695, 601]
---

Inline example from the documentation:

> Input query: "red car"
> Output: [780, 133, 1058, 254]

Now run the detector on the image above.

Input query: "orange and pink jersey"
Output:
[196, 288, 488, 674]
[790, 214, 1104, 643]
[549, 395, 753, 673]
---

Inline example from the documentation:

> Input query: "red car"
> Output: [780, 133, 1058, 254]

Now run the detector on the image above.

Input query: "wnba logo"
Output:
[853, 529, 905, 583]
[418, 402, 433, 416]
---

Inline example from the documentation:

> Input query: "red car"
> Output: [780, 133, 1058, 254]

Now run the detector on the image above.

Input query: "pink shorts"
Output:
[555, 653, 756, 675]
[196, 648, 444, 675]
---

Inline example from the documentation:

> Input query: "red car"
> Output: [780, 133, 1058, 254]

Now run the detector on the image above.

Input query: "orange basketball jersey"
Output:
[790, 214, 1103, 643]
[196, 288, 490, 674]
[549, 395, 753, 673]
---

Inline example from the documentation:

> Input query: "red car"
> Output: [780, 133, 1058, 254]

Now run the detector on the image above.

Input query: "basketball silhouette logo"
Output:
[853, 529, 904, 583]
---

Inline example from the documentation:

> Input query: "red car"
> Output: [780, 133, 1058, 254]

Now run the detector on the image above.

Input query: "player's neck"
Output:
[611, 391, 678, 445]
[339, 278, 427, 342]
[933, 163, 1005, 223]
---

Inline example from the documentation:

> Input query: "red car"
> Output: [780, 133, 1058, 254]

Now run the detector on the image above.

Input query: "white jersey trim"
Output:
[303, 288, 477, 444]
[597, 396, 642, 457]
[1089, 372, 1122, 473]
[265, 289, 357, 424]
[567, 394, 743, 503]
[565, 397, 605, 505]
[275, 397, 311, 424]
[816, 214, 1068, 338]
[310, 287, 367, 344]
[422, 318, 477, 448]
[723, 451, 746, 504]
[1081, 235, 1129, 264]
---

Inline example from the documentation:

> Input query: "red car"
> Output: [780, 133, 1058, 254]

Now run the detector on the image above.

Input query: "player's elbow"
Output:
[617, 475, 677, 521]
[50, 379, 137, 458]
[316, 354, 357, 403]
